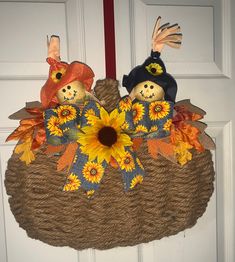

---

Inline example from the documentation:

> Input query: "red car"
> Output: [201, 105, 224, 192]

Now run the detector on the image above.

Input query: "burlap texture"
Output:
[4, 79, 215, 250]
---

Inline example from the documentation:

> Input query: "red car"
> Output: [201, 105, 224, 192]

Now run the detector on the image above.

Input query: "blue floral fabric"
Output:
[44, 105, 80, 145]
[129, 99, 174, 138]
[44, 101, 145, 195]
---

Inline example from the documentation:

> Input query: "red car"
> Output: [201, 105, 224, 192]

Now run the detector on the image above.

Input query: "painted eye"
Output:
[56, 72, 62, 80]
[67, 85, 71, 90]
[150, 85, 154, 89]
[62, 89, 66, 93]
[144, 84, 148, 88]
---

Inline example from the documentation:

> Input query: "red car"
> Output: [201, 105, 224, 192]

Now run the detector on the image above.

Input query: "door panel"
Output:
[0, 0, 105, 261]
[114, 0, 234, 262]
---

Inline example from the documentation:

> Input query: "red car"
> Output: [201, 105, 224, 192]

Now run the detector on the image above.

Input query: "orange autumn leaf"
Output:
[171, 123, 204, 152]
[132, 137, 143, 151]
[57, 143, 78, 171]
[191, 113, 203, 121]
[6, 119, 42, 142]
[147, 138, 175, 161]
[45, 144, 65, 155]
[110, 156, 119, 169]
[31, 126, 46, 150]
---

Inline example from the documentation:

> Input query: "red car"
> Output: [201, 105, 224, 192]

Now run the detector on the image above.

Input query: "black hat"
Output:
[122, 51, 177, 103]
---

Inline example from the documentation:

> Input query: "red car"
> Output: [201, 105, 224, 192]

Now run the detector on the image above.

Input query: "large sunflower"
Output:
[149, 101, 171, 121]
[56, 105, 77, 125]
[77, 107, 133, 163]
[82, 161, 104, 183]
[132, 103, 145, 124]
[47, 115, 63, 136]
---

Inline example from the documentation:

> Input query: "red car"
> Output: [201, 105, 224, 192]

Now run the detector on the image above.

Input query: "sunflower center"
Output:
[98, 126, 117, 147]
[124, 157, 131, 164]
[151, 67, 156, 74]
[90, 168, 97, 176]
[154, 105, 162, 112]
[61, 109, 70, 116]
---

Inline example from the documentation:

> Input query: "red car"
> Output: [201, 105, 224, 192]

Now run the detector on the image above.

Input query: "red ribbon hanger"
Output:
[103, 0, 116, 79]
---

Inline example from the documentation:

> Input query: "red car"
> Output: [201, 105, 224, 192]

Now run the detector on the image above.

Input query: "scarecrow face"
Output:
[133, 80, 165, 102]
[56, 80, 86, 104]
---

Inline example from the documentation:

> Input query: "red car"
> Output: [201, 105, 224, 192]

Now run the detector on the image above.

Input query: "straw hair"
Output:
[5, 79, 214, 250]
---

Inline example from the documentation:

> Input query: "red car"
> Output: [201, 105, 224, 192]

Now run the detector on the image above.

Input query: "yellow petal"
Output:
[100, 107, 110, 124]
[110, 109, 119, 120]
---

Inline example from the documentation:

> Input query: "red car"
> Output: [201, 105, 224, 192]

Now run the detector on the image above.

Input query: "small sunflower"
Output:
[119, 152, 135, 172]
[84, 108, 96, 125]
[47, 115, 63, 137]
[121, 122, 129, 131]
[145, 63, 163, 76]
[132, 103, 145, 124]
[130, 175, 144, 189]
[85, 190, 95, 198]
[63, 173, 81, 191]
[163, 119, 172, 131]
[51, 68, 66, 83]
[149, 101, 171, 121]
[150, 125, 158, 132]
[56, 105, 77, 125]
[73, 155, 78, 163]
[136, 158, 144, 170]
[135, 125, 148, 133]
[82, 161, 104, 183]
[119, 97, 132, 112]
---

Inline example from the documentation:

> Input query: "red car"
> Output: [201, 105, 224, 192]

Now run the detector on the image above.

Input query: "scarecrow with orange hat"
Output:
[42, 36, 98, 145]
[6, 36, 97, 160]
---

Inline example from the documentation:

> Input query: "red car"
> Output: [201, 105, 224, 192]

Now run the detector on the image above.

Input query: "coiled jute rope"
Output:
[5, 79, 215, 250]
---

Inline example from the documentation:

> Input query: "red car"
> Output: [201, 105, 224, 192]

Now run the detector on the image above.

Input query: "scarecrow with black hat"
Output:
[122, 17, 182, 139]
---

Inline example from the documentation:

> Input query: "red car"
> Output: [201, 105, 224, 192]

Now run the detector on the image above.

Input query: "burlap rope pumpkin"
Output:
[5, 79, 215, 250]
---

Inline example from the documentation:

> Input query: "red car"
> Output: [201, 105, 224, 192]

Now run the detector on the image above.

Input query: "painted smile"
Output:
[140, 90, 155, 99]
[64, 90, 77, 101]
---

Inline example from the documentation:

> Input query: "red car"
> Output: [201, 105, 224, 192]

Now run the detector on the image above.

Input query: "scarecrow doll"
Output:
[122, 16, 182, 139]
[122, 17, 214, 165]
[42, 36, 97, 145]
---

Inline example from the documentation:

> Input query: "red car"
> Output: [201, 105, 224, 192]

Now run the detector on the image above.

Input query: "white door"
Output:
[0, 0, 234, 262]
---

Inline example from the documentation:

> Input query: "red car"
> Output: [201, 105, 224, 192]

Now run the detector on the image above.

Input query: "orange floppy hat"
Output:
[40, 57, 95, 108]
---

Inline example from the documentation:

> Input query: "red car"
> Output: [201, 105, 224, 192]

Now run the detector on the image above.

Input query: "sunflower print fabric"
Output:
[44, 104, 80, 145]
[130, 99, 174, 138]
[80, 100, 101, 128]
[64, 147, 107, 194]
[117, 96, 135, 133]
[62, 100, 145, 194]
